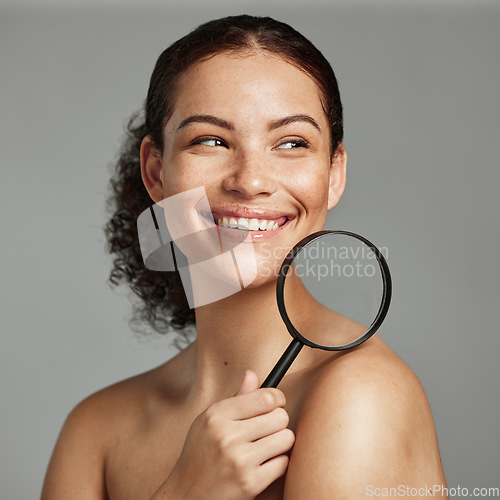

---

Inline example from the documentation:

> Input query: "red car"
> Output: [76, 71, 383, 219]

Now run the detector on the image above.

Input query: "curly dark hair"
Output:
[104, 14, 344, 346]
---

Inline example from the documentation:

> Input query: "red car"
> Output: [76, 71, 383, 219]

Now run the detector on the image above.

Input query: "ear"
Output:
[327, 143, 347, 210]
[140, 135, 164, 203]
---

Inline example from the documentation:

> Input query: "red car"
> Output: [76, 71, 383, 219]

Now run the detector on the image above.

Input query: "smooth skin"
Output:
[42, 51, 448, 499]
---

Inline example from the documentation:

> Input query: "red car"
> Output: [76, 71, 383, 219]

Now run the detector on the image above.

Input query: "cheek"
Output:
[161, 162, 207, 198]
[289, 167, 330, 212]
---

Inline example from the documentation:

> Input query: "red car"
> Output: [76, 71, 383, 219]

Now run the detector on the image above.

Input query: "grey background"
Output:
[1, 1, 499, 498]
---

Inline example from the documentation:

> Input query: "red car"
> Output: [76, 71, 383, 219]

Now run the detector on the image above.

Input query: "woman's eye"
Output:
[276, 139, 311, 149]
[191, 137, 227, 147]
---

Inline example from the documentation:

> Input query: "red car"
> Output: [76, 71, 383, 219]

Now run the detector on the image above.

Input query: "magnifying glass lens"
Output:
[282, 232, 386, 349]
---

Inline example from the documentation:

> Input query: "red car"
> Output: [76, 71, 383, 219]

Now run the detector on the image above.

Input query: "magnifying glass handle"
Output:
[261, 339, 304, 388]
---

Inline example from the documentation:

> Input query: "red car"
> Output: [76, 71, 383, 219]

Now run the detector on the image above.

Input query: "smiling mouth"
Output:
[214, 215, 288, 231]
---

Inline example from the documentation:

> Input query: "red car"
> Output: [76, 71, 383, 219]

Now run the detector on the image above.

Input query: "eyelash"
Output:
[189, 136, 311, 149]
[190, 136, 227, 148]
[277, 138, 311, 149]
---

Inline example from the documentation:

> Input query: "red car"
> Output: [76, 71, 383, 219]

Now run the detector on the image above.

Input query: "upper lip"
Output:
[207, 206, 296, 221]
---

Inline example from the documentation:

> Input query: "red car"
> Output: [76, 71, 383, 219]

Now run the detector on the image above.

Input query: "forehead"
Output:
[168, 51, 327, 127]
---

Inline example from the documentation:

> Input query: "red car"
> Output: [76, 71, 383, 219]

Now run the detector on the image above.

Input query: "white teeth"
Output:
[237, 218, 249, 229]
[248, 218, 260, 231]
[216, 216, 282, 231]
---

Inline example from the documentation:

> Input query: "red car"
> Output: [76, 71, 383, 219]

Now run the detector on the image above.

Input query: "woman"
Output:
[42, 15, 447, 499]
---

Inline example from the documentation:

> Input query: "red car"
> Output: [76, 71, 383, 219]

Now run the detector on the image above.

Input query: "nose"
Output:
[222, 152, 277, 198]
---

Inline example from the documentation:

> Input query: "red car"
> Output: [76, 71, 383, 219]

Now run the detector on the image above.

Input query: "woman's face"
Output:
[147, 51, 345, 288]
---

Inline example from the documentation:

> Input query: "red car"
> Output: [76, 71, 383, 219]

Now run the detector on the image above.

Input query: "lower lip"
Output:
[214, 218, 293, 242]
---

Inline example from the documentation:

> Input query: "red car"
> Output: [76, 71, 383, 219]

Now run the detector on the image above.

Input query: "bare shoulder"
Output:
[41, 347, 191, 500]
[284, 336, 448, 499]
[56, 351, 187, 445]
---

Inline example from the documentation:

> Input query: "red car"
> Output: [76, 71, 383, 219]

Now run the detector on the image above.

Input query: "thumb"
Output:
[236, 370, 259, 395]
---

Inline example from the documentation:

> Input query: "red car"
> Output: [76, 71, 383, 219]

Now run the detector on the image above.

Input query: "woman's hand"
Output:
[150, 370, 295, 500]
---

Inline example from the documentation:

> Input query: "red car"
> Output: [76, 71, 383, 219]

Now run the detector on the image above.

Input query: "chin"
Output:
[242, 261, 282, 290]
[178, 212, 324, 304]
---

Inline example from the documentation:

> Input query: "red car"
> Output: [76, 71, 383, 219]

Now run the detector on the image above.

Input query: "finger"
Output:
[251, 428, 295, 465]
[256, 454, 290, 490]
[221, 388, 286, 420]
[236, 370, 259, 396]
[236, 407, 290, 443]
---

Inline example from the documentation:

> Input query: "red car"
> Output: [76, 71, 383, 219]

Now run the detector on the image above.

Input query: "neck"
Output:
[185, 277, 296, 402]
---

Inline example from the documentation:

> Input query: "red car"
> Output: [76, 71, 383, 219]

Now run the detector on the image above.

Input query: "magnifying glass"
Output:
[261, 230, 392, 388]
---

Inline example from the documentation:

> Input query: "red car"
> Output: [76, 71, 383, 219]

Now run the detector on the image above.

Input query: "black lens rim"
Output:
[276, 230, 392, 351]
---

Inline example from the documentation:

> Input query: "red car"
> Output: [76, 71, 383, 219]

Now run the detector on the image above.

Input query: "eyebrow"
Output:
[176, 114, 233, 133]
[175, 113, 322, 134]
[268, 114, 322, 134]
